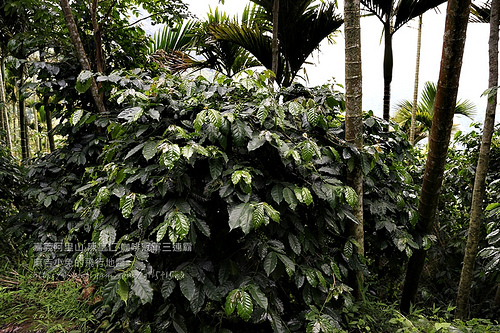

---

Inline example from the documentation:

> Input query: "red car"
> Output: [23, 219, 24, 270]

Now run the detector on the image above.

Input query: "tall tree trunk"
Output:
[271, 0, 279, 85]
[33, 101, 41, 153]
[344, 0, 364, 300]
[91, 0, 105, 73]
[44, 96, 55, 152]
[18, 64, 29, 159]
[410, 15, 423, 145]
[455, 0, 499, 319]
[400, 0, 471, 314]
[383, 20, 393, 122]
[0, 54, 12, 152]
[59, 0, 106, 114]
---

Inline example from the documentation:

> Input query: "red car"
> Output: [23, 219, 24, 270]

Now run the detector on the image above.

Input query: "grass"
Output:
[0, 268, 98, 332]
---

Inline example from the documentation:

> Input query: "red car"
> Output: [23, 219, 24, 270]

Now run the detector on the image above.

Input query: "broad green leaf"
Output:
[316, 270, 327, 288]
[271, 184, 284, 204]
[301, 187, 313, 206]
[288, 234, 301, 255]
[156, 220, 170, 242]
[207, 109, 222, 128]
[486, 202, 500, 211]
[231, 119, 247, 147]
[486, 229, 500, 244]
[142, 141, 158, 161]
[283, 187, 298, 210]
[76, 70, 93, 93]
[170, 270, 185, 280]
[247, 133, 266, 151]
[70, 109, 84, 126]
[257, 105, 269, 125]
[125, 142, 146, 160]
[118, 106, 143, 122]
[360, 154, 372, 175]
[307, 107, 320, 126]
[179, 273, 196, 301]
[99, 225, 116, 248]
[328, 147, 341, 162]
[277, 253, 295, 275]
[209, 158, 223, 179]
[95, 187, 110, 205]
[301, 142, 314, 162]
[236, 290, 253, 321]
[160, 144, 181, 170]
[344, 187, 358, 208]
[175, 212, 190, 239]
[193, 219, 211, 237]
[288, 101, 303, 116]
[305, 268, 318, 287]
[161, 278, 176, 299]
[263, 252, 278, 276]
[193, 110, 206, 132]
[182, 145, 195, 159]
[131, 270, 153, 304]
[117, 278, 129, 303]
[225, 289, 238, 315]
[228, 203, 253, 234]
[168, 227, 179, 243]
[344, 241, 353, 258]
[331, 262, 342, 280]
[252, 203, 265, 228]
[248, 285, 268, 310]
[120, 193, 136, 218]
[263, 202, 280, 222]
[102, 275, 120, 305]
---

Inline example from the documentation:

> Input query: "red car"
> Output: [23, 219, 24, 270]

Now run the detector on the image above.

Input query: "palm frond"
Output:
[418, 81, 437, 116]
[209, 22, 275, 71]
[392, 80, 476, 144]
[415, 109, 433, 129]
[360, 0, 394, 22]
[470, 1, 491, 23]
[393, 0, 446, 32]
[455, 99, 477, 118]
[149, 20, 200, 54]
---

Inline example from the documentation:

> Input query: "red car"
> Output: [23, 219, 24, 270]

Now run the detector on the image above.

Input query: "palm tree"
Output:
[209, 0, 343, 86]
[360, 0, 447, 121]
[344, 0, 364, 300]
[400, 0, 472, 314]
[149, 7, 261, 78]
[456, 0, 500, 319]
[393, 81, 476, 144]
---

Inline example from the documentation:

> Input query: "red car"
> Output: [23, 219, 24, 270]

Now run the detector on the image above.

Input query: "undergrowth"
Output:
[341, 296, 500, 332]
[0, 266, 97, 332]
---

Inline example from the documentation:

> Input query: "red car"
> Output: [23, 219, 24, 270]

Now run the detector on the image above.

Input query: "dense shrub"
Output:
[24, 69, 420, 331]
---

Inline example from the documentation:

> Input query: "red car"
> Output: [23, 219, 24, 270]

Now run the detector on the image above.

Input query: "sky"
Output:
[144, 0, 493, 129]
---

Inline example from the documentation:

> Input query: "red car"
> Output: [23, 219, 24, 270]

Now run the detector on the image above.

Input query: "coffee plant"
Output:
[24, 69, 419, 331]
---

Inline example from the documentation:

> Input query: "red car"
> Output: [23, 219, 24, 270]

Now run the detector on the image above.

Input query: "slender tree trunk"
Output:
[18, 64, 29, 159]
[344, 0, 364, 300]
[44, 96, 55, 152]
[0, 55, 12, 152]
[33, 102, 40, 153]
[400, 0, 471, 314]
[455, 0, 499, 319]
[383, 20, 393, 122]
[410, 15, 423, 145]
[271, 0, 279, 84]
[59, 0, 106, 114]
[91, 0, 105, 73]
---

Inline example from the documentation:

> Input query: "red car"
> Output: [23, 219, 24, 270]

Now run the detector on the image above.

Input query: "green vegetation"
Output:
[0, 0, 499, 332]
[0, 268, 96, 332]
